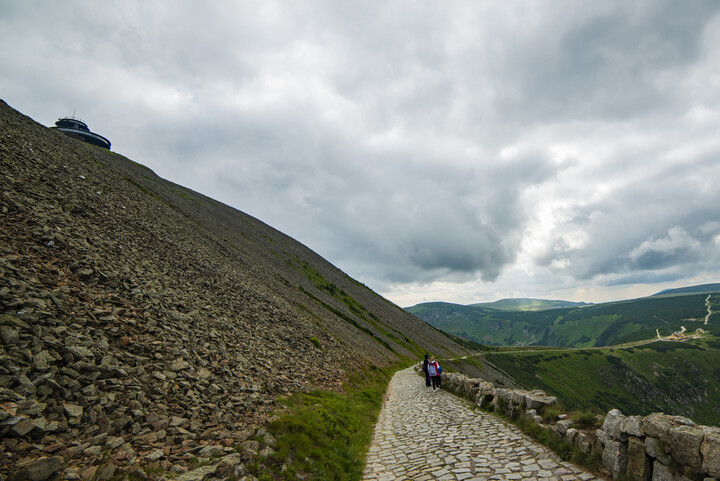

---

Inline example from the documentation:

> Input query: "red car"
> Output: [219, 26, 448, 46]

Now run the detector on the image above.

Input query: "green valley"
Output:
[409, 284, 720, 426]
[407, 286, 720, 347]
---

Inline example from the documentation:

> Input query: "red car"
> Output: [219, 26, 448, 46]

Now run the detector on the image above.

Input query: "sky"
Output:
[2, 1, 720, 307]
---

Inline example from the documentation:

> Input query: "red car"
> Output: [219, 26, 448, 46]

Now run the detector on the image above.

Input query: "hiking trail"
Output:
[363, 367, 599, 481]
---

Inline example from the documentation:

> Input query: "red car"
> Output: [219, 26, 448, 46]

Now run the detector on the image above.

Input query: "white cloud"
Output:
[627, 227, 703, 269]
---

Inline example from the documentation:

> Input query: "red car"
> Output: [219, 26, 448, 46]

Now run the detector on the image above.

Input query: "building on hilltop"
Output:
[50, 116, 111, 149]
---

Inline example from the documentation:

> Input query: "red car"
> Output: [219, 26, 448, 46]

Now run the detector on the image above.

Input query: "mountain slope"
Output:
[408, 289, 720, 347]
[653, 283, 720, 297]
[0, 100, 471, 474]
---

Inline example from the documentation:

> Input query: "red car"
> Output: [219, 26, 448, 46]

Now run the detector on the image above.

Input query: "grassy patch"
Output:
[502, 414, 604, 474]
[176, 187, 205, 206]
[571, 410, 603, 429]
[291, 260, 426, 357]
[123, 177, 169, 206]
[253, 364, 398, 480]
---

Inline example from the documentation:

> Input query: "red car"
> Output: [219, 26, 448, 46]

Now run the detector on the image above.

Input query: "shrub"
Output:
[572, 410, 602, 429]
[541, 406, 563, 423]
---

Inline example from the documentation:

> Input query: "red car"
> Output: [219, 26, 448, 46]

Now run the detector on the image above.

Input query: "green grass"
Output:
[293, 259, 425, 357]
[571, 410, 603, 429]
[466, 385, 604, 475]
[250, 364, 399, 480]
[511, 415, 603, 472]
[123, 177, 169, 206]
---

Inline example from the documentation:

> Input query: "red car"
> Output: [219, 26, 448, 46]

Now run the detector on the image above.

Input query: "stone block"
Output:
[592, 434, 605, 454]
[0, 326, 19, 345]
[479, 381, 495, 397]
[652, 460, 673, 481]
[603, 438, 629, 479]
[652, 460, 693, 481]
[556, 419, 574, 436]
[672, 416, 695, 427]
[525, 393, 557, 410]
[576, 432, 591, 454]
[623, 415, 644, 437]
[604, 408, 628, 441]
[627, 436, 651, 481]
[701, 431, 720, 477]
[669, 425, 703, 472]
[495, 389, 511, 401]
[644, 413, 674, 445]
[511, 390, 527, 407]
[596, 429, 609, 446]
[646, 437, 671, 465]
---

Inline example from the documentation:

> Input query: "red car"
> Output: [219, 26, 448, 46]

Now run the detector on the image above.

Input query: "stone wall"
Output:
[598, 409, 720, 481]
[433, 368, 720, 481]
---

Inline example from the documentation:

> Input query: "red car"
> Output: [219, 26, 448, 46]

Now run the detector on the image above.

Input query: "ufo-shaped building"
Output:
[51, 117, 111, 150]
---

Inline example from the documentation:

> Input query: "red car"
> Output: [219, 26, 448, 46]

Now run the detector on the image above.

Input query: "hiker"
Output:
[427, 356, 442, 391]
[422, 354, 431, 387]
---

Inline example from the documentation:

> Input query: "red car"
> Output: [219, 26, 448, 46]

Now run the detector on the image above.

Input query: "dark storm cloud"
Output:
[486, 1, 720, 123]
[2, 1, 720, 304]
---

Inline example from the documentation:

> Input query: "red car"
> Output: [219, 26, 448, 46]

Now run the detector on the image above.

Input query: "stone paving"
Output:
[363, 367, 600, 481]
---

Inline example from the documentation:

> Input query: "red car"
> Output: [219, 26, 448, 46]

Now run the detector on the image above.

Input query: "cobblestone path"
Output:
[363, 367, 599, 481]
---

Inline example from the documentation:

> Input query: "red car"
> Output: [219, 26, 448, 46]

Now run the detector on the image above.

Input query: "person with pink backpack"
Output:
[426, 356, 443, 391]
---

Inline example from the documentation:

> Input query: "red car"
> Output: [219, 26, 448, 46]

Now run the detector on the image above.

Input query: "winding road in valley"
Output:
[705, 294, 712, 325]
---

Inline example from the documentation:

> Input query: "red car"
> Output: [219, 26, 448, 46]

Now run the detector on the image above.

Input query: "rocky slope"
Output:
[0, 100, 471, 478]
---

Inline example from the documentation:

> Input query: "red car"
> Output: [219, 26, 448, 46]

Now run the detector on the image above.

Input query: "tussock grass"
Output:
[251, 364, 399, 480]
[508, 415, 604, 473]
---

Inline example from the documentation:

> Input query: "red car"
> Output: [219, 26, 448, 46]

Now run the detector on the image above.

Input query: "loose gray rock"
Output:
[20, 457, 62, 481]
[175, 465, 217, 481]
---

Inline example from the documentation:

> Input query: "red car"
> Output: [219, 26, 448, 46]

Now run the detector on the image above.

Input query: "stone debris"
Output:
[363, 367, 599, 481]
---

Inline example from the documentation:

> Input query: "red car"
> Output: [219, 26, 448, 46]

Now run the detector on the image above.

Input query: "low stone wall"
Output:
[429, 368, 720, 481]
[598, 409, 720, 481]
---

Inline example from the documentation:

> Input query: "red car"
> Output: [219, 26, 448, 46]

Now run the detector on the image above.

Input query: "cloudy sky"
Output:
[2, 1, 720, 307]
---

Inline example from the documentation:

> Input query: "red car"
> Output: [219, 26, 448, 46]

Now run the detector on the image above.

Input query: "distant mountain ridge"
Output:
[470, 298, 591, 311]
[653, 283, 720, 297]
[407, 284, 720, 347]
